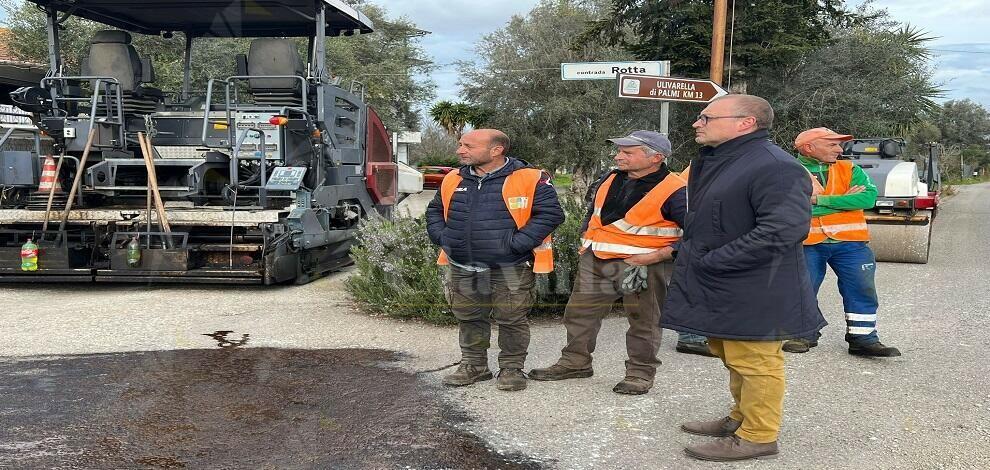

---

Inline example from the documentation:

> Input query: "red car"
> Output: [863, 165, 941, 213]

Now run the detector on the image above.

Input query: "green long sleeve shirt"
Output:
[798, 156, 878, 217]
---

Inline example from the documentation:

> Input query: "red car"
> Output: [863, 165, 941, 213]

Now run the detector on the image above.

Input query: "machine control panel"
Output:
[265, 166, 307, 191]
[235, 112, 280, 158]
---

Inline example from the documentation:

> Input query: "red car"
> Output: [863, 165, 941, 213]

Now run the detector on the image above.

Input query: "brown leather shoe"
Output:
[612, 376, 653, 395]
[680, 416, 742, 437]
[782, 338, 818, 353]
[528, 363, 593, 381]
[684, 435, 779, 461]
[495, 368, 527, 391]
[442, 363, 493, 386]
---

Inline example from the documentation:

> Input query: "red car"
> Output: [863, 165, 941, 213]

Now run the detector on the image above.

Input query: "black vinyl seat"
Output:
[244, 38, 306, 107]
[81, 30, 163, 115]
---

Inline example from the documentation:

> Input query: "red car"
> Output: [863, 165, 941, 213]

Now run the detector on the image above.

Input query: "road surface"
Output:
[1, 183, 988, 468]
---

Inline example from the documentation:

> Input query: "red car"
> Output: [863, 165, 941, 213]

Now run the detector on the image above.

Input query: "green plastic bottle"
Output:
[20, 238, 38, 272]
[126, 236, 142, 268]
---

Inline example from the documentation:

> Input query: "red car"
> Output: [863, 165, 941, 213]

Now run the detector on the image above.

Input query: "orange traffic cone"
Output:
[27, 155, 67, 210]
[36, 155, 62, 194]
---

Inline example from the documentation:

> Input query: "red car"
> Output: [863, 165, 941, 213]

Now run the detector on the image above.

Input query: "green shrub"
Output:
[533, 190, 586, 315]
[551, 173, 573, 189]
[345, 192, 589, 324]
[345, 215, 452, 324]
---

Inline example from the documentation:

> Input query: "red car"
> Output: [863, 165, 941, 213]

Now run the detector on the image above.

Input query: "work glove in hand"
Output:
[620, 265, 649, 294]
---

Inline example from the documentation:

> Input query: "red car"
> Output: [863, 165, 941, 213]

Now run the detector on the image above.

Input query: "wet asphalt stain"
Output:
[0, 348, 545, 469]
[203, 330, 250, 349]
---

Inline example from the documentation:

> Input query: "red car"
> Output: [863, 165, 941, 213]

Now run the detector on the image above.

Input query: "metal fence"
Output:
[0, 104, 32, 124]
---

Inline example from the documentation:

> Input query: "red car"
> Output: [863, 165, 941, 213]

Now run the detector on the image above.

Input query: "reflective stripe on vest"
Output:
[580, 170, 686, 259]
[809, 222, 870, 234]
[436, 168, 554, 273]
[805, 160, 871, 245]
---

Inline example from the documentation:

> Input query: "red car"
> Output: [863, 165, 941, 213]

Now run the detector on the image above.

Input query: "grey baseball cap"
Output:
[607, 130, 672, 156]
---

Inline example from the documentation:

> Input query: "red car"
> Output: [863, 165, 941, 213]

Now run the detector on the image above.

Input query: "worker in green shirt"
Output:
[785, 128, 901, 357]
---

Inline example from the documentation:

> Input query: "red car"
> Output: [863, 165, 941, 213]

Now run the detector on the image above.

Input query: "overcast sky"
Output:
[382, 0, 990, 109]
[381, 0, 538, 103]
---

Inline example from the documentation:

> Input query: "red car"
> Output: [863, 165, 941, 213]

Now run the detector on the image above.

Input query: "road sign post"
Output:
[617, 74, 728, 103]
[659, 61, 670, 135]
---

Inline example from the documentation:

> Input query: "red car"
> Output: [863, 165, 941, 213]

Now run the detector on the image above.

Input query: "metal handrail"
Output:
[1, 123, 48, 163]
[348, 79, 366, 101]
[200, 75, 309, 149]
[201, 78, 231, 146]
[0, 127, 16, 149]
[41, 76, 125, 148]
[33, 154, 83, 205]
[224, 75, 309, 146]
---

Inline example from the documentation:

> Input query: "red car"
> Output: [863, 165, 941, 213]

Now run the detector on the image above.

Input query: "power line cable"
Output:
[930, 48, 990, 54]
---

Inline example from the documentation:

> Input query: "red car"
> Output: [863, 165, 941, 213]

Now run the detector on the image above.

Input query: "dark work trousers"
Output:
[557, 251, 672, 380]
[803, 241, 880, 345]
[447, 262, 536, 370]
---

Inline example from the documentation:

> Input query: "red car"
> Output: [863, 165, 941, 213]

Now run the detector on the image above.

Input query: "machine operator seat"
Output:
[81, 30, 163, 114]
[244, 38, 306, 107]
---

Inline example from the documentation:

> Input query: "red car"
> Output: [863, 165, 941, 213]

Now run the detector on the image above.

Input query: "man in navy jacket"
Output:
[660, 95, 826, 461]
[426, 129, 564, 392]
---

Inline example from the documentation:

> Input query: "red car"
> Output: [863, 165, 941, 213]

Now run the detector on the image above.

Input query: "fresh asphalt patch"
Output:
[0, 345, 545, 469]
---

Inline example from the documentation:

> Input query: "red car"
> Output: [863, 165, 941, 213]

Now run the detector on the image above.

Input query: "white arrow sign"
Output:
[561, 61, 666, 80]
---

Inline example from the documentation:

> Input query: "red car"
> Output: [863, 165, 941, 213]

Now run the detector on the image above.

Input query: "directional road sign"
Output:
[561, 61, 666, 80]
[617, 74, 728, 103]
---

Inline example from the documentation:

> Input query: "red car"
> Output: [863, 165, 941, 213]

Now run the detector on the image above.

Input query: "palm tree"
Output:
[429, 101, 462, 138]
[429, 101, 490, 139]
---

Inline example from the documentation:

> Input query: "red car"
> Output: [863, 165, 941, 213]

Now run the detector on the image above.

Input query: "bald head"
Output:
[457, 128, 511, 172]
[466, 129, 510, 155]
[714, 94, 774, 130]
[693, 94, 775, 147]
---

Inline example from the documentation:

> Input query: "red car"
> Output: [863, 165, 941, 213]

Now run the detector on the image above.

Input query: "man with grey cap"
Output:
[529, 130, 687, 395]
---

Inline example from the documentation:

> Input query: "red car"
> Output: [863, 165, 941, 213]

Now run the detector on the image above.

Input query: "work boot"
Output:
[496, 368, 527, 391]
[612, 376, 653, 395]
[528, 363, 594, 381]
[680, 416, 742, 437]
[848, 341, 901, 357]
[782, 338, 818, 353]
[442, 363, 493, 387]
[676, 340, 717, 357]
[684, 435, 779, 462]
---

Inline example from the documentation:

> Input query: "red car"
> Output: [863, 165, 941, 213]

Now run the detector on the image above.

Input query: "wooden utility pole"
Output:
[710, 0, 728, 86]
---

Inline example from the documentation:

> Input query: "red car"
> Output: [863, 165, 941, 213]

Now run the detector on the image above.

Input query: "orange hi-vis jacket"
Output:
[805, 160, 871, 245]
[580, 171, 686, 259]
[436, 168, 554, 273]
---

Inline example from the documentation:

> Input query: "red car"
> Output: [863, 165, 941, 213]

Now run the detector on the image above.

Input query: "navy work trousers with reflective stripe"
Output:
[803, 241, 880, 345]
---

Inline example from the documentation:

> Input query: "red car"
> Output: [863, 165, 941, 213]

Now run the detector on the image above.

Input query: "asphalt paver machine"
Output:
[844, 138, 941, 264]
[0, 0, 402, 284]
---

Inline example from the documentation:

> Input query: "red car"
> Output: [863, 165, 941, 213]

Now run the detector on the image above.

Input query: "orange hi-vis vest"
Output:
[580, 171, 687, 259]
[436, 168, 554, 273]
[805, 160, 871, 245]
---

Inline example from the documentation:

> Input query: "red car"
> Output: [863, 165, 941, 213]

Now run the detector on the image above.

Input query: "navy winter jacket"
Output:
[660, 130, 827, 340]
[426, 158, 565, 269]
